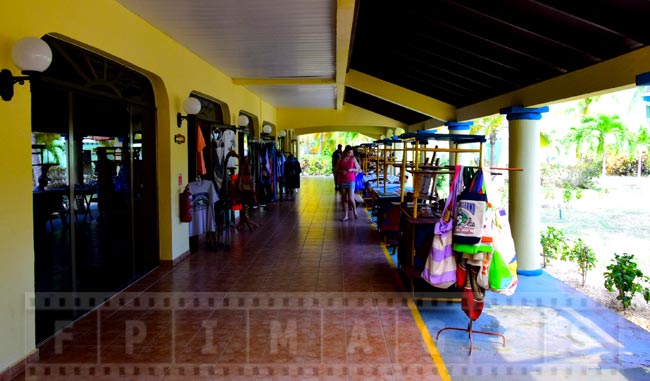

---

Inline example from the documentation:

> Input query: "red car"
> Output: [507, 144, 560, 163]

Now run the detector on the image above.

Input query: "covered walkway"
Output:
[18, 177, 650, 381]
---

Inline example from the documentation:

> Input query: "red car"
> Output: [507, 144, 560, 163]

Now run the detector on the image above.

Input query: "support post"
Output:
[500, 106, 549, 276]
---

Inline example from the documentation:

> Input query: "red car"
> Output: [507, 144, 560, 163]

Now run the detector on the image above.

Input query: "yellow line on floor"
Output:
[379, 239, 452, 381]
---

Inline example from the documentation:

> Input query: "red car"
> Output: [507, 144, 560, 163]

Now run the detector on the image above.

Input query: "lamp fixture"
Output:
[176, 97, 201, 127]
[262, 124, 272, 134]
[0, 37, 53, 101]
[279, 129, 287, 137]
[237, 114, 250, 127]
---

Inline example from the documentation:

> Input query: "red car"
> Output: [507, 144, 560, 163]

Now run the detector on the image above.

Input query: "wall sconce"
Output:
[0, 37, 53, 101]
[262, 124, 273, 135]
[177, 97, 201, 127]
[277, 129, 286, 151]
[237, 114, 250, 127]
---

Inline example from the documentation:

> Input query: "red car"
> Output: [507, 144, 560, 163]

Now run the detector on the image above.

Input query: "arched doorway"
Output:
[31, 35, 158, 344]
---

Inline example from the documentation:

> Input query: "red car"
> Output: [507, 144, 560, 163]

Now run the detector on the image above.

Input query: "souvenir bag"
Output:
[421, 165, 464, 288]
[354, 172, 365, 193]
[461, 264, 485, 322]
[454, 169, 487, 245]
[488, 207, 518, 295]
[239, 173, 254, 193]
[456, 258, 467, 288]
[475, 249, 493, 290]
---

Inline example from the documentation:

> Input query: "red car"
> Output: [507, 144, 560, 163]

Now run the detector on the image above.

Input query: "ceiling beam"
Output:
[345, 70, 457, 122]
[457, 46, 650, 121]
[336, 0, 356, 111]
[232, 78, 334, 86]
[277, 103, 406, 134]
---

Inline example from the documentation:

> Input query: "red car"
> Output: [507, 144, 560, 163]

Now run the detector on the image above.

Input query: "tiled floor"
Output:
[19, 177, 444, 381]
[17, 176, 650, 381]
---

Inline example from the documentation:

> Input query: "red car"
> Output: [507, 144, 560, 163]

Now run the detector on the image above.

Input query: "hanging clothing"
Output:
[188, 180, 218, 236]
[197, 125, 207, 176]
[275, 151, 286, 179]
[212, 129, 237, 195]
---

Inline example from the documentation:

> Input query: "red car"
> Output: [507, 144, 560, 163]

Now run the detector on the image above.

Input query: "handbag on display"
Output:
[354, 172, 365, 193]
[488, 207, 518, 295]
[238, 174, 254, 193]
[421, 165, 464, 288]
[461, 264, 485, 322]
[454, 169, 488, 245]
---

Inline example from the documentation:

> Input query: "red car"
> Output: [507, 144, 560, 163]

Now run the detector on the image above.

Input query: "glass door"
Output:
[31, 36, 158, 344]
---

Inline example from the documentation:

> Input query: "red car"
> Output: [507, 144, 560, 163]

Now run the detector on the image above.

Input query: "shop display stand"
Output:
[397, 133, 486, 301]
[436, 319, 506, 355]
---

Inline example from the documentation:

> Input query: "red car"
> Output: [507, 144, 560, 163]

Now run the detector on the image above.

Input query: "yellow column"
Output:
[501, 106, 549, 276]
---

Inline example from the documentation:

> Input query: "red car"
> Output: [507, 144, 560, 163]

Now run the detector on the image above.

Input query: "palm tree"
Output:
[540, 130, 564, 163]
[470, 115, 506, 167]
[630, 126, 650, 177]
[565, 114, 628, 177]
[565, 96, 599, 119]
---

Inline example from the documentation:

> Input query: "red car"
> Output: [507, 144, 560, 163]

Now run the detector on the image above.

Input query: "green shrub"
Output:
[606, 155, 649, 176]
[604, 253, 650, 310]
[540, 161, 599, 189]
[540, 226, 568, 268]
[561, 238, 597, 287]
[299, 154, 332, 176]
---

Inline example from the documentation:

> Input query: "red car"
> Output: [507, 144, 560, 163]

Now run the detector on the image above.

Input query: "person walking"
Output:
[331, 144, 343, 191]
[335, 145, 361, 221]
[283, 153, 301, 200]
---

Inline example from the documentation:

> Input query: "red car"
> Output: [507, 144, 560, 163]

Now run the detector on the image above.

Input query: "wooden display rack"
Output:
[395, 132, 486, 299]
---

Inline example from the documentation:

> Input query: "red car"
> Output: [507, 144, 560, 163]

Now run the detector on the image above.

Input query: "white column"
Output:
[501, 106, 549, 276]
[445, 121, 473, 166]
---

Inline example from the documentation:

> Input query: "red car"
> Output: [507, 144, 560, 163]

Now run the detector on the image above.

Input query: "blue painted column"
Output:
[500, 106, 549, 276]
[445, 121, 473, 166]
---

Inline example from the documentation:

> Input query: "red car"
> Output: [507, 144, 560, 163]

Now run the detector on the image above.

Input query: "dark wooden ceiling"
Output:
[345, 0, 650, 125]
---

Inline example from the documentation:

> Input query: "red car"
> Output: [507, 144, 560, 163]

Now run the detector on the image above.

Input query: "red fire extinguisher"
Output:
[180, 184, 193, 222]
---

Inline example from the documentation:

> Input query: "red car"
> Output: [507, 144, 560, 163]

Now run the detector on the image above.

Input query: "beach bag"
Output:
[476, 250, 493, 290]
[239, 174, 254, 193]
[421, 166, 464, 288]
[461, 264, 485, 322]
[489, 207, 518, 295]
[454, 169, 487, 245]
[456, 259, 467, 288]
[354, 172, 365, 193]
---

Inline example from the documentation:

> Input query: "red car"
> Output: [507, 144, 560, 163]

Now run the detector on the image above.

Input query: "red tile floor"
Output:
[18, 177, 446, 381]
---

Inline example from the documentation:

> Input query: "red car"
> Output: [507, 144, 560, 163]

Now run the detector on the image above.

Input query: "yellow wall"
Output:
[278, 104, 406, 138]
[0, 0, 405, 371]
[0, 0, 275, 371]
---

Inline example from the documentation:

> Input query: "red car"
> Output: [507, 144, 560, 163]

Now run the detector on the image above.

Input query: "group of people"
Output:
[331, 144, 362, 221]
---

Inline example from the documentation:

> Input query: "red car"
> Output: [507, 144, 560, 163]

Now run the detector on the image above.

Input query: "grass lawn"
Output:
[540, 176, 650, 330]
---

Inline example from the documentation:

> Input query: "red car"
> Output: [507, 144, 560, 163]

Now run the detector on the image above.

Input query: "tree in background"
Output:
[584, 114, 629, 177]
[563, 114, 629, 177]
[470, 114, 506, 167]
[629, 126, 650, 177]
